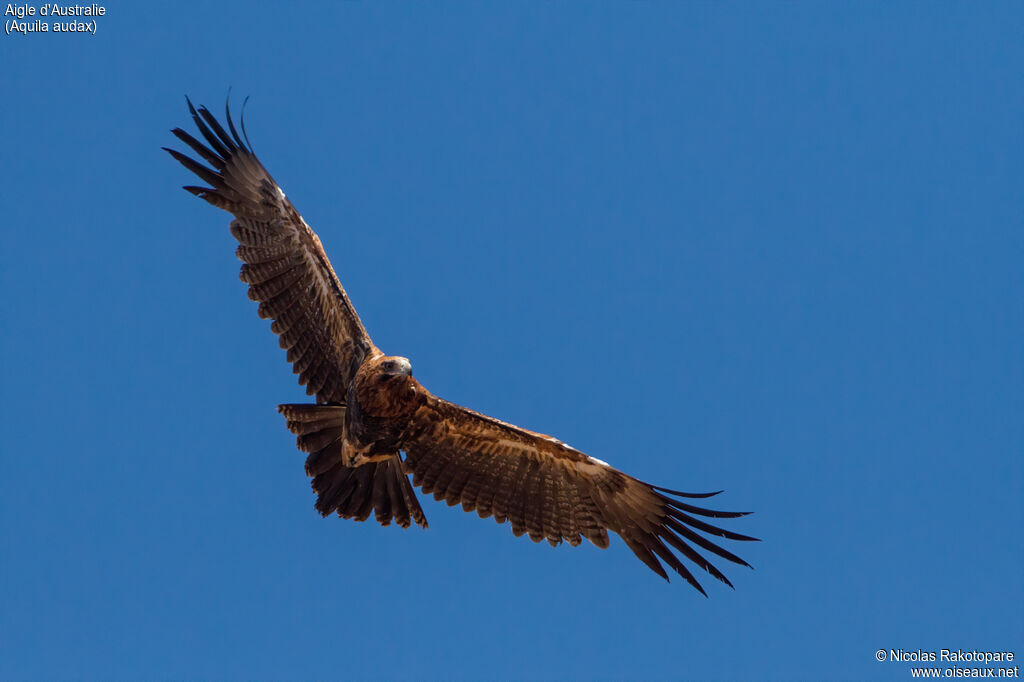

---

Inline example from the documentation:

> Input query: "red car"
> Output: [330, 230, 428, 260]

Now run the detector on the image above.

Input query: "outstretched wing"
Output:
[402, 395, 758, 595]
[164, 99, 374, 403]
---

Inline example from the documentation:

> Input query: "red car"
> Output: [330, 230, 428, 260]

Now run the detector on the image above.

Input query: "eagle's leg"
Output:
[341, 439, 394, 468]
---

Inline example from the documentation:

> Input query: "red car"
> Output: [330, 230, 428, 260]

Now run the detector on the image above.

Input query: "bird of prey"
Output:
[165, 98, 758, 594]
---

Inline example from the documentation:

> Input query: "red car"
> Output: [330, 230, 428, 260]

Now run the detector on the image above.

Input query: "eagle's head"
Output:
[379, 356, 413, 378]
[357, 355, 420, 418]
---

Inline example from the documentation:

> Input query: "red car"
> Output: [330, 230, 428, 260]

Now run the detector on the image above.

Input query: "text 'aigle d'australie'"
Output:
[5, 4, 105, 36]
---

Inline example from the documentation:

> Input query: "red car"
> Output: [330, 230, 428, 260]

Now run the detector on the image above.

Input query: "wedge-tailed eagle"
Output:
[165, 99, 758, 594]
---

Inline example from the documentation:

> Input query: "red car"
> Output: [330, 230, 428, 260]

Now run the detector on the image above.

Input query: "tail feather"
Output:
[278, 404, 428, 529]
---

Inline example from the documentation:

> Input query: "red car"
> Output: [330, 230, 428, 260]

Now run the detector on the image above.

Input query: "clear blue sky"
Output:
[1, 3, 1021, 680]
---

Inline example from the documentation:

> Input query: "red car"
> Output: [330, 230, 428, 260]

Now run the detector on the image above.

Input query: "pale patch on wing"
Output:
[574, 455, 612, 476]
[538, 433, 579, 451]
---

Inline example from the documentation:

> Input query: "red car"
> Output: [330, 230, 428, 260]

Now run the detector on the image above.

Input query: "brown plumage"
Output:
[166, 98, 758, 594]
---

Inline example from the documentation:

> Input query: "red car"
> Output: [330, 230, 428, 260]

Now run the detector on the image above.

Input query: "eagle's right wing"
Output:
[165, 100, 375, 403]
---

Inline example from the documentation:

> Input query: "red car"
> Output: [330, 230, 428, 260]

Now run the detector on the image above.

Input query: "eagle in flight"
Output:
[166, 99, 758, 594]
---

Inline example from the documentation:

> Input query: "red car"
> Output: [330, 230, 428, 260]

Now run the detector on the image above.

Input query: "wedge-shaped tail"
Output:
[279, 404, 427, 528]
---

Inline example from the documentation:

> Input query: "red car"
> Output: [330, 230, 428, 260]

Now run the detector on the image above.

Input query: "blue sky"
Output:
[1, 3, 1021, 680]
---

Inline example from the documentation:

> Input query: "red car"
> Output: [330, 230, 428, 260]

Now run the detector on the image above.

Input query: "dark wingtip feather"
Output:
[667, 507, 761, 543]
[171, 127, 225, 169]
[186, 100, 231, 159]
[185, 96, 204, 135]
[657, 493, 754, 520]
[667, 519, 754, 569]
[225, 91, 249, 152]
[164, 147, 222, 188]
[240, 95, 254, 151]
[679, 569, 709, 597]
[650, 485, 724, 499]
[648, 535, 712, 592]
[197, 104, 238, 153]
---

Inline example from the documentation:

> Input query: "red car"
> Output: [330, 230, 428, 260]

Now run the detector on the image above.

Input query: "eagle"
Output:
[165, 98, 758, 594]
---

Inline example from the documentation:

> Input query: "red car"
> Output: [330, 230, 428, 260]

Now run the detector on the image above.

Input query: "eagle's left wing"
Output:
[402, 394, 757, 594]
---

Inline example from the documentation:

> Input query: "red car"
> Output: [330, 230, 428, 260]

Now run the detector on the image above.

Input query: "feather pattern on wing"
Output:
[164, 99, 374, 403]
[402, 395, 758, 595]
